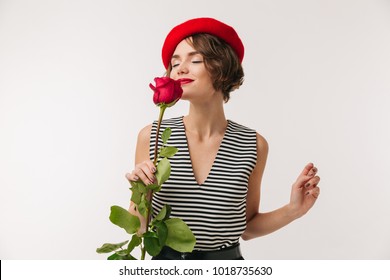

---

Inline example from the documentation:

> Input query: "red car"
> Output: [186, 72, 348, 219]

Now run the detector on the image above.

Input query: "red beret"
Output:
[161, 17, 244, 69]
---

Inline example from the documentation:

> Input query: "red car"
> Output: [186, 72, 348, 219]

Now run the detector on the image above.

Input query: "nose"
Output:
[176, 62, 189, 75]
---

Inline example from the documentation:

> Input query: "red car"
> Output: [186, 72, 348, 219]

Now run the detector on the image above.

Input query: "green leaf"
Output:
[161, 127, 172, 144]
[160, 146, 178, 158]
[107, 253, 122, 260]
[131, 180, 147, 194]
[146, 184, 159, 191]
[155, 157, 170, 185]
[155, 205, 171, 221]
[96, 240, 129, 254]
[138, 183, 148, 194]
[130, 181, 147, 205]
[109, 206, 140, 234]
[116, 249, 129, 256]
[127, 234, 142, 254]
[156, 221, 168, 246]
[138, 195, 149, 218]
[130, 180, 138, 189]
[143, 231, 158, 238]
[144, 236, 163, 256]
[130, 188, 141, 205]
[108, 252, 137, 260]
[165, 218, 196, 253]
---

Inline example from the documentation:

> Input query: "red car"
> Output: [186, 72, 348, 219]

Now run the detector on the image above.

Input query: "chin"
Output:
[181, 92, 191, 100]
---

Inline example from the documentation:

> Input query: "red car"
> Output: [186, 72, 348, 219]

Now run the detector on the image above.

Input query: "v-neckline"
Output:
[180, 116, 230, 187]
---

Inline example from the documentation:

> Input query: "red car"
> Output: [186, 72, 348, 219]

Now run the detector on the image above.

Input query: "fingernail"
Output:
[305, 182, 310, 188]
[151, 167, 156, 173]
[134, 175, 139, 180]
[305, 191, 310, 195]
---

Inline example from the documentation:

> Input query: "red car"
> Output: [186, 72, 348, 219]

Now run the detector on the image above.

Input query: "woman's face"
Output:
[169, 38, 217, 102]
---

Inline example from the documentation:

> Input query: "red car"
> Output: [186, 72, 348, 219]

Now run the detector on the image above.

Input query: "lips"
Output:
[177, 78, 194, 85]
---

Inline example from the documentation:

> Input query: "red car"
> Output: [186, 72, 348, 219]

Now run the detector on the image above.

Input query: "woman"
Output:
[126, 17, 321, 260]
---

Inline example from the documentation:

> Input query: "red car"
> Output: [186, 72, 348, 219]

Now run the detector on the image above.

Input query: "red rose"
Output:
[149, 77, 183, 107]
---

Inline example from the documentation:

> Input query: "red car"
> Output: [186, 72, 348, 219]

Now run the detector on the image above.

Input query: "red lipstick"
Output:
[177, 78, 194, 85]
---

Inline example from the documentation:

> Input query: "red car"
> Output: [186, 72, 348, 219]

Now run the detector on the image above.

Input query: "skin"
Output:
[126, 38, 321, 239]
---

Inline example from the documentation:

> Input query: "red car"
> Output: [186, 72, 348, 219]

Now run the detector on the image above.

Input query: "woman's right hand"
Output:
[126, 160, 156, 236]
[125, 160, 156, 185]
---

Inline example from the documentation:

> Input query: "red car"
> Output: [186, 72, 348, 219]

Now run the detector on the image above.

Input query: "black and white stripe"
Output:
[150, 116, 257, 251]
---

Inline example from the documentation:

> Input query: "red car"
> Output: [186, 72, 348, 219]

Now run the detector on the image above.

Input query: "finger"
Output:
[126, 163, 154, 185]
[304, 176, 321, 189]
[307, 166, 318, 177]
[144, 160, 157, 174]
[126, 160, 155, 184]
[133, 169, 153, 185]
[125, 172, 139, 182]
[305, 186, 320, 199]
[294, 164, 318, 189]
[299, 162, 314, 177]
[294, 172, 316, 189]
[137, 160, 156, 180]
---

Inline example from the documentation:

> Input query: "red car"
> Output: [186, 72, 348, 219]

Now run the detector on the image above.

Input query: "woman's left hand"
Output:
[288, 163, 321, 219]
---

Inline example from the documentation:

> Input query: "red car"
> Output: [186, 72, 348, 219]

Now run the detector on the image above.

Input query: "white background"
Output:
[1, 0, 389, 260]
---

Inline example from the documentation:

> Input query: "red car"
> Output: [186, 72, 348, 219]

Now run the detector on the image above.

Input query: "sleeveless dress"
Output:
[150, 116, 257, 251]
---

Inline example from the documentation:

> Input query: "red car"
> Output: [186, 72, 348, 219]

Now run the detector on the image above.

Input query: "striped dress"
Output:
[150, 116, 257, 251]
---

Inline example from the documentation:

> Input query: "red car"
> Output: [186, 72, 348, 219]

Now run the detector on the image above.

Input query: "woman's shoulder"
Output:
[228, 120, 257, 133]
[137, 123, 153, 142]
[137, 116, 183, 141]
[228, 120, 265, 140]
[228, 120, 268, 150]
[255, 132, 268, 153]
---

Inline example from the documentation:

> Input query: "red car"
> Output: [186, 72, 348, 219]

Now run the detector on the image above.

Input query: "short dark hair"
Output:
[166, 33, 244, 103]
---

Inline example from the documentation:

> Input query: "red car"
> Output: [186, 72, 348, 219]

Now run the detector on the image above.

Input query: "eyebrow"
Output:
[171, 51, 201, 60]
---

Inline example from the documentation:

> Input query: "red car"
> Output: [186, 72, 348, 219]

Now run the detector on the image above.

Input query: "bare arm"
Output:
[241, 133, 320, 240]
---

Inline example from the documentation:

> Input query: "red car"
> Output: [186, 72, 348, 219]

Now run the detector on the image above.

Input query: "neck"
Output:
[183, 102, 227, 138]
